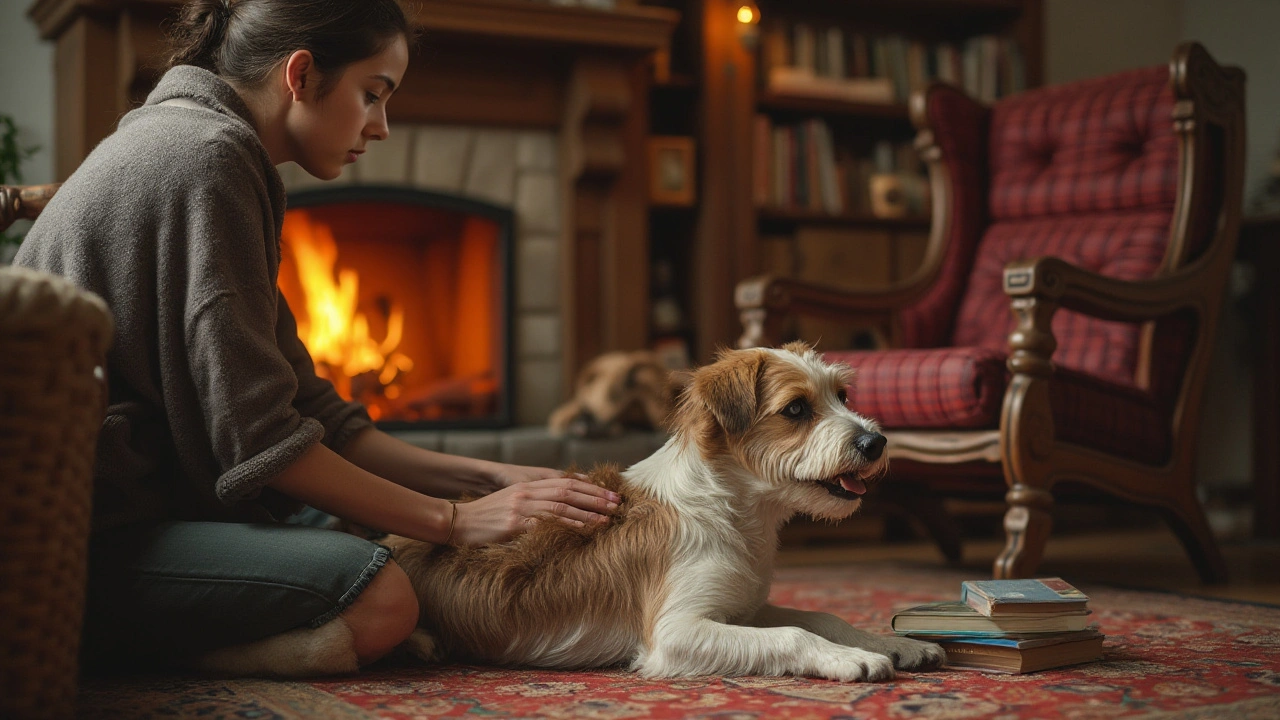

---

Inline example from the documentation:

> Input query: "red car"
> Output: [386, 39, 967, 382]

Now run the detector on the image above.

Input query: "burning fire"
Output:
[281, 211, 413, 418]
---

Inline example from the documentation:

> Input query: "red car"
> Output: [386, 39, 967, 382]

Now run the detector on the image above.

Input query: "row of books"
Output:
[891, 577, 1105, 674]
[761, 21, 1027, 104]
[752, 115, 927, 217]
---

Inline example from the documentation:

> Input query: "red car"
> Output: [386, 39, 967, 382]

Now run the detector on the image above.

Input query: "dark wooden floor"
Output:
[777, 522, 1280, 605]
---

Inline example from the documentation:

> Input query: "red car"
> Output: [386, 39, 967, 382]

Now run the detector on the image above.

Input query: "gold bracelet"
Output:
[444, 501, 458, 546]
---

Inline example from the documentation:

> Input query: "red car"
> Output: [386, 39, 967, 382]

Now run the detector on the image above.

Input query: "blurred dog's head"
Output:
[549, 351, 674, 438]
[670, 342, 887, 520]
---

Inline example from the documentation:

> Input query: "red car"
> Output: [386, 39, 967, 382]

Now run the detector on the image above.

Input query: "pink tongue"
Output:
[839, 475, 867, 495]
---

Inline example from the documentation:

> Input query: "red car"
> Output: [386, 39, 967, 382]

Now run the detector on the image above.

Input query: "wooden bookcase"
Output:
[645, 0, 1044, 362]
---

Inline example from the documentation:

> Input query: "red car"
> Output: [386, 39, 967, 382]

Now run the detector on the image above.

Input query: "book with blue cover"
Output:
[961, 577, 1089, 616]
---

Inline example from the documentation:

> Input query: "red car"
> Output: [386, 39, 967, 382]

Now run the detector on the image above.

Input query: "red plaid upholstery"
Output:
[828, 349, 1171, 464]
[821, 66, 1187, 464]
[988, 66, 1178, 221]
[953, 211, 1173, 385]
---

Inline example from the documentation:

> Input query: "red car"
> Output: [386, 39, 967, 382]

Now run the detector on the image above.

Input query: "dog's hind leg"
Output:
[188, 617, 360, 678]
[401, 628, 442, 663]
[746, 604, 945, 671]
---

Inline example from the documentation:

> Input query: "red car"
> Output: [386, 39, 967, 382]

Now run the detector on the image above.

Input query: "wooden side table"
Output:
[1239, 215, 1280, 538]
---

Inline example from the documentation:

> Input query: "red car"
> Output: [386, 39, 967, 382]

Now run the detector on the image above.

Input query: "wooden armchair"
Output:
[736, 43, 1244, 583]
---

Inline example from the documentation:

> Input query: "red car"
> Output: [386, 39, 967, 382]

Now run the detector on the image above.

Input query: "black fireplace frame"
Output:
[284, 184, 516, 431]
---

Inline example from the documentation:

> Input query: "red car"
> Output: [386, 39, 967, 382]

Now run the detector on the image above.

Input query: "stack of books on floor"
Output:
[891, 577, 1104, 674]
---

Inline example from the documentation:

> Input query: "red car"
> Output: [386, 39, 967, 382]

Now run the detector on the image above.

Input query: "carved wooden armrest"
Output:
[0, 184, 61, 233]
[734, 275, 921, 348]
[1003, 255, 1217, 323]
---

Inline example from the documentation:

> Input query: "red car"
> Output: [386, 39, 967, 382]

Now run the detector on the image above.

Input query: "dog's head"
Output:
[670, 342, 887, 520]
[550, 351, 673, 438]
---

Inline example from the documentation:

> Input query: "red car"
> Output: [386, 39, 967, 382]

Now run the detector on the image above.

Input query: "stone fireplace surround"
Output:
[281, 124, 665, 466]
[277, 125, 669, 468]
[280, 124, 564, 429]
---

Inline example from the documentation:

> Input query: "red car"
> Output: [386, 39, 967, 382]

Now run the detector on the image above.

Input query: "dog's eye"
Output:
[781, 399, 809, 419]
[837, 388, 848, 405]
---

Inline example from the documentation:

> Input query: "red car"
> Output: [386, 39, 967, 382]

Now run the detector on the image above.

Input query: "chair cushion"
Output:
[989, 66, 1177, 222]
[826, 347, 1008, 429]
[826, 348, 1172, 465]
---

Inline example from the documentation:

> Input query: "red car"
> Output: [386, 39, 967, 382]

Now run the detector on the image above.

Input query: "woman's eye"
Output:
[366, 92, 380, 104]
[782, 400, 807, 418]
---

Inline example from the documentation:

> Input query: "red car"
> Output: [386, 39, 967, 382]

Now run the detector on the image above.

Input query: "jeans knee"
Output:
[345, 559, 419, 663]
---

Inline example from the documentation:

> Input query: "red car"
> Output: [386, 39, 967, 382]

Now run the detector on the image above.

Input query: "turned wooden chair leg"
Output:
[994, 483, 1054, 579]
[1163, 486, 1229, 584]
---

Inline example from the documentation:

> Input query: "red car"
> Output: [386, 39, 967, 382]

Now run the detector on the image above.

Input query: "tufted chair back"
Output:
[945, 68, 1186, 396]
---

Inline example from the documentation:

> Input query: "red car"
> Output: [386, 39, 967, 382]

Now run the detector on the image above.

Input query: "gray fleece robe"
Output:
[15, 65, 373, 531]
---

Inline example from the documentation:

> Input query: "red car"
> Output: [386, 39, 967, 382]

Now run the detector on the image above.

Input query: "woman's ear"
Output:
[284, 50, 316, 101]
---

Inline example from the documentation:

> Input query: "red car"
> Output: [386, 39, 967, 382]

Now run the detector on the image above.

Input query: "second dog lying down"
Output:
[385, 343, 944, 681]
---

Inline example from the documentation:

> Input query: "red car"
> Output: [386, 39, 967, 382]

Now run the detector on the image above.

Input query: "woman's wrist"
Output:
[419, 495, 458, 545]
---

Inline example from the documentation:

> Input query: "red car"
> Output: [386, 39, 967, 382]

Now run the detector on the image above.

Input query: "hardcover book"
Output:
[909, 629, 1105, 674]
[890, 601, 1091, 635]
[961, 577, 1089, 616]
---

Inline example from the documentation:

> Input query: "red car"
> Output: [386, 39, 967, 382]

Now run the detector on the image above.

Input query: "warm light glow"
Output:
[736, 4, 757, 24]
[281, 211, 413, 405]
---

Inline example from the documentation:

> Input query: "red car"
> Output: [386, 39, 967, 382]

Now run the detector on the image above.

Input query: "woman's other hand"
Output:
[487, 463, 584, 489]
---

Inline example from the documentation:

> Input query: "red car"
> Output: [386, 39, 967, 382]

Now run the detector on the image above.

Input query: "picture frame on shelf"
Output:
[648, 136, 697, 206]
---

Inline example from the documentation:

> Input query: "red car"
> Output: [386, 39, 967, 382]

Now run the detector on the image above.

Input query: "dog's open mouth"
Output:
[813, 473, 869, 501]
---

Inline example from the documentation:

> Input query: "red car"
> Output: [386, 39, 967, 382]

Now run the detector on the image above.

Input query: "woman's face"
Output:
[288, 35, 410, 180]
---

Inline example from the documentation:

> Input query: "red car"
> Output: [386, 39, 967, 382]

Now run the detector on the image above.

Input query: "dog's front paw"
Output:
[815, 647, 895, 682]
[875, 636, 946, 671]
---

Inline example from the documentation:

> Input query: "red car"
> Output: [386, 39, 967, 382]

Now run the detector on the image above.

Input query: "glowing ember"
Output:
[281, 211, 413, 418]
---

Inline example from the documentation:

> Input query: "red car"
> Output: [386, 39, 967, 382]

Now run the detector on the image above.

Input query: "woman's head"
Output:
[165, 0, 412, 100]
[166, 0, 413, 180]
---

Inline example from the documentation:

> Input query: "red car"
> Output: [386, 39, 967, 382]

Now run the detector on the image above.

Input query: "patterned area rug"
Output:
[79, 562, 1280, 719]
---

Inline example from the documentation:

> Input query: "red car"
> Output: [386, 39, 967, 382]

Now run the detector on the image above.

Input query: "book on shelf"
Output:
[760, 19, 1027, 105]
[766, 67, 895, 105]
[909, 628, 1105, 675]
[753, 115, 924, 218]
[890, 601, 1092, 635]
[962, 577, 1090, 616]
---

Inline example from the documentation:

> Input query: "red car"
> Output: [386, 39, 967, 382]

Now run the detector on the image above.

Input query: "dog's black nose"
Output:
[855, 432, 886, 461]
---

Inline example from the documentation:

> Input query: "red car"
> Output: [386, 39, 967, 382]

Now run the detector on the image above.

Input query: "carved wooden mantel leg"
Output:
[560, 54, 650, 387]
[996, 294, 1059, 579]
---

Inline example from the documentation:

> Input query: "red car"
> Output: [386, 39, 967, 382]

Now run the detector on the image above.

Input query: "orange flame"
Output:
[281, 211, 413, 417]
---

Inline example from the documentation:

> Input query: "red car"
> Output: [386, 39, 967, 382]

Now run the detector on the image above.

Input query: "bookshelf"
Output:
[655, 0, 1043, 362]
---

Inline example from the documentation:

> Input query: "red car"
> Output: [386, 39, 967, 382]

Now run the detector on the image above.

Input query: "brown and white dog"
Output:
[388, 342, 943, 681]
[193, 342, 943, 679]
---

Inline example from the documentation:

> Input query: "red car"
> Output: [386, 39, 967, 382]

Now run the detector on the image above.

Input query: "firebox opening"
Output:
[279, 186, 514, 430]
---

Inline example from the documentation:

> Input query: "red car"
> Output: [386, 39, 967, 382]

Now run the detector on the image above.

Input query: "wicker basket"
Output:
[0, 266, 113, 720]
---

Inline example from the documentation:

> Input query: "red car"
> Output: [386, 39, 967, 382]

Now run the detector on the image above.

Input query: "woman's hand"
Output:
[448, 477, 621, 547]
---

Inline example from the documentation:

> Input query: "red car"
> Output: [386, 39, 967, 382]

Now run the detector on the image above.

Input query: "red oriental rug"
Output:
[79, 562, 1280, 719]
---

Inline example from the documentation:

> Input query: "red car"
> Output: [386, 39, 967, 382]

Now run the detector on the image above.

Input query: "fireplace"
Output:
[279, 186, 514, 430]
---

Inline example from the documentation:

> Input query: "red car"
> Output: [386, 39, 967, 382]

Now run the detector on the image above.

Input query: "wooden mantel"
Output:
[29, 0, 678, 388]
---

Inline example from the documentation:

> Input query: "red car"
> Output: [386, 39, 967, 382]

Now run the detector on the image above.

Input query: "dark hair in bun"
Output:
[165, 0, 414, 98]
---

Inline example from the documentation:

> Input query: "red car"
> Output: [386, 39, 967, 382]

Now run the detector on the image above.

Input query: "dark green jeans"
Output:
[81, 518, 389, 668]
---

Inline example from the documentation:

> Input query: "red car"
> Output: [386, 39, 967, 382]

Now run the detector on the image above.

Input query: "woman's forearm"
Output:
[268, 440, 455, 543]
[339, 427, 498, 497]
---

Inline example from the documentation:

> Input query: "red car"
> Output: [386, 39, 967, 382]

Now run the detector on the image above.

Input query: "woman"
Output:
[14, 0, 619, 676]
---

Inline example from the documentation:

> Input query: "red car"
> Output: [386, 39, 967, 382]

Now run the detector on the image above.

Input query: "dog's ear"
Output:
[781, 340, 816, 357]
[690, 349, 766, 436]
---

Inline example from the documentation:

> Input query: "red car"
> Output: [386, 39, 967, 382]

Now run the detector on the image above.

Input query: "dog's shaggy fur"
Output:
[386, 342, 944, 681]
